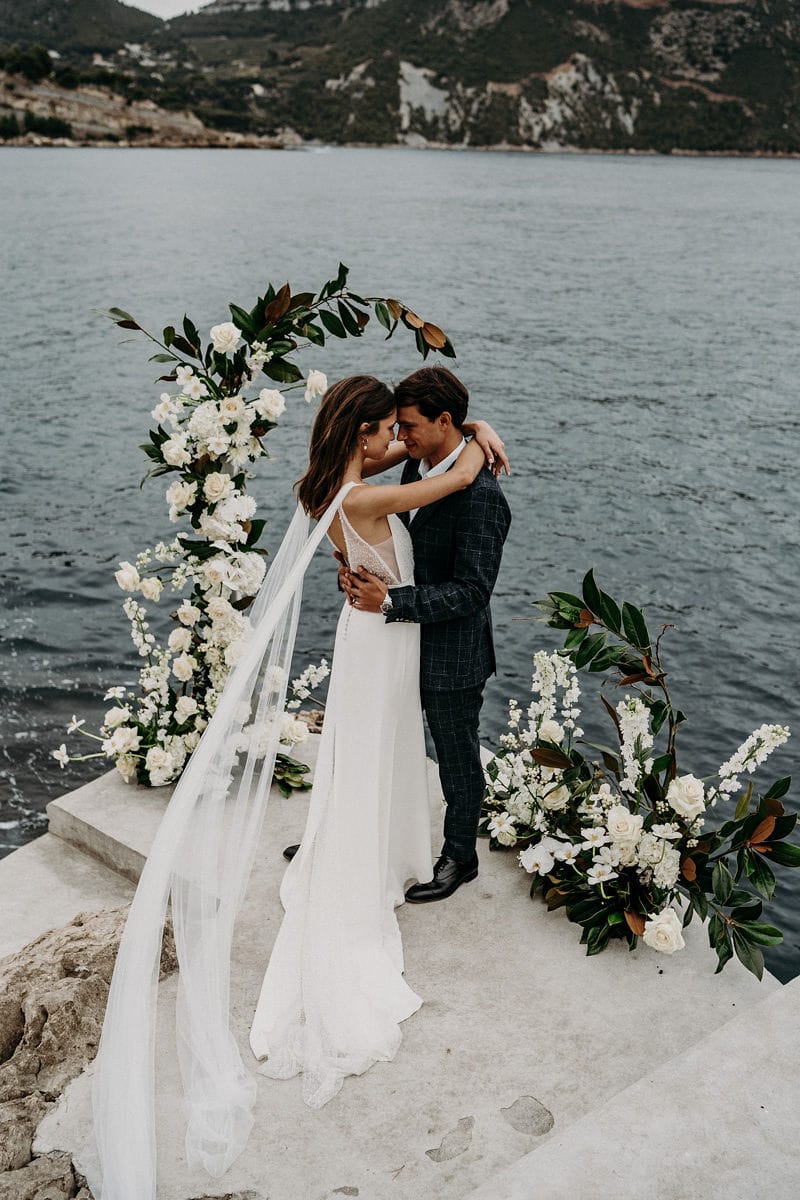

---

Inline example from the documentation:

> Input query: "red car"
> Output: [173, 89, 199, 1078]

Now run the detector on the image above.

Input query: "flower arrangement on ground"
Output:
[54, 265, 452, 789]
[481, 570, 799, 979]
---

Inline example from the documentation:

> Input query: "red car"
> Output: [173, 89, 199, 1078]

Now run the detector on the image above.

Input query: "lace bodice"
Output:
[334, 502, 414, 587]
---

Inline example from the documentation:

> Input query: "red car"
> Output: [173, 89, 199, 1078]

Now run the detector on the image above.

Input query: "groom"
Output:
[344, 366, 512, 902]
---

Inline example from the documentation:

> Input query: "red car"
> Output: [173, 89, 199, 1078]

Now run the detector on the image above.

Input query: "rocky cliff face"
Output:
[1, 0, 798, 153]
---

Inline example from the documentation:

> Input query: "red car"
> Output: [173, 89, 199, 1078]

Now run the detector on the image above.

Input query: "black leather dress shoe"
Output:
[404, 852, 479, 903]
[282, 843, 300, 862]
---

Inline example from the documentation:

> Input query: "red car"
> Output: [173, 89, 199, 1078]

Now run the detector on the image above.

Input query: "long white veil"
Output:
[83, 481, 356, 1200]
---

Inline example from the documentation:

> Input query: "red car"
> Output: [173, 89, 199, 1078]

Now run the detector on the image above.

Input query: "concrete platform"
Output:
[11, 737, 789, 1199]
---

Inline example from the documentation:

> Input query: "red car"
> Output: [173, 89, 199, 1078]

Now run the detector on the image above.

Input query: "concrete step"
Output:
[30, 734, 780, 1200]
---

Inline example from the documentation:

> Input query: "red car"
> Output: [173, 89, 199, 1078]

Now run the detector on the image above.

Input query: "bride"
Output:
[85, 374, 497, 1199]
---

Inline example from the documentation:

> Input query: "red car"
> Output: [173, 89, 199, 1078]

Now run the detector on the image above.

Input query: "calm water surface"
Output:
[1, 147, 798, 978]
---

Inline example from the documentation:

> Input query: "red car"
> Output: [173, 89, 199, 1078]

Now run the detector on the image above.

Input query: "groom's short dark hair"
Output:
[394, 366, 469, 429]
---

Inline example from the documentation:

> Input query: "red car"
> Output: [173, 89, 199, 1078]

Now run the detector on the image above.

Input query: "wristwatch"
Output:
[380, 592, 393, 616]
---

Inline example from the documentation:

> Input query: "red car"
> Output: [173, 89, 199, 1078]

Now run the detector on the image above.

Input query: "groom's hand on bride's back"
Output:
[333, 549, 350, 594]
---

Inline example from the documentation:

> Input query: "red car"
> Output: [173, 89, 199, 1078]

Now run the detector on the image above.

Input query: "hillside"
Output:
[1, 0, 798, 153]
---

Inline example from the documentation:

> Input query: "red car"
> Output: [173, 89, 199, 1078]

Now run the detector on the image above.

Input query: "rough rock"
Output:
[0, 907, 177, 1193]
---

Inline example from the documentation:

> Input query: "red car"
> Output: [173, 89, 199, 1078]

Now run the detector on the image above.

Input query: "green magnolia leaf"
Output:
[301, 323, 325, 346]
[763, 776, 791, 801]
[337, 300, 361, 337]
[746, 851, 776, 900]
[767, 841, 800, 867]
[714, 934, 734, 974]
[261, 358, 303, 384]
[732, 932, 764, 980]
[586, 923, 611, 956]
[574, 631, 606, 669]
[548, 590, 585, 610]
[587, 646, 628, 672]
[375, 300, 392, 330]
[650, 701, 670, 736]
[734, 786, 753, 821]
[439, 336, 457, 359]
[149, 352, 175, 363]
[599, 591, 622, 635]
[712, 861, 734, 904]
[320, 309, 347, 338]
[229, 303, 257, 335]
[735, 921, 782, 946]
[564, 627, 588, 649]
[581, 569, 602, 616]
[650, 753, 673, 776]
[622, 602, 651, 651]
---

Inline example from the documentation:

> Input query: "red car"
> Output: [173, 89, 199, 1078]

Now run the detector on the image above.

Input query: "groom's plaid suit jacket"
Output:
[386, 460, 511, 691]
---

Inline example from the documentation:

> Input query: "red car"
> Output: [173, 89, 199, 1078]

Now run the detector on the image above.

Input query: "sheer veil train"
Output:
[82, 481, 357, 1200]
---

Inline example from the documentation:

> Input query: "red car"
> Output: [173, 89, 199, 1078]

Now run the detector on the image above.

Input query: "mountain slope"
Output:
[1, 0, 798, 152]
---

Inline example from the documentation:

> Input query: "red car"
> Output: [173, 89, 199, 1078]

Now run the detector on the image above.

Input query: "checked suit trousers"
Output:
[422, 683, 485, 863]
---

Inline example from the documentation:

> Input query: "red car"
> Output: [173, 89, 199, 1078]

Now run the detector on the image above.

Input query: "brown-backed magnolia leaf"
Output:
[681, 857, 697, 881]
[624, 911, 645, 935]
[577, 608, 595, 628]
[263, 282, 291, 325]
[403, 309, 425, 329]
[748, 816, 776, 846]
[421, 321, 447, 348]
[386, 298, 403, 320]
[764, 797, 786, 817]
[530, 747, 573, 770]
[750, 844, 771, 853]
[601, 694, 621, 734]
[619, 673, 649, 686]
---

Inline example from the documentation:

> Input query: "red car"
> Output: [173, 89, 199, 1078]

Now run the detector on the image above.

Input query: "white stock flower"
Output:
[115, 561, 140, 592]
[304, 369, 327, 403]
[163, 435, 192, 467]
[488, 811, 517, 846]
[210, 322, 242, 355]
[172, 652, 198, 682]
[104, 706, 132, 729]
[653, 846, 681, 890]
[176, 601, 202, 626]
[642, 907, 685, 955]
[519, 843, 555, 876]
[175, 695, 199, 724]
[140, 577, 163, 602]
[203, 472, 235, 504]
[255, 388, 286, 421]
[202, 555, 233, 590]
[666, 774, 706, 822]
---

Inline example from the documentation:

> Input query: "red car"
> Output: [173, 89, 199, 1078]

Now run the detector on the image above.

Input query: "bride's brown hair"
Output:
[295, 374, 395, 518]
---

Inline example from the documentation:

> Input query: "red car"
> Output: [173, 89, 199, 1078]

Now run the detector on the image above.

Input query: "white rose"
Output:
[172, 652, 198, 682]
[538, 719, 563, 744]
[176, 601, 201, 626]
[165, 479, 197, 511]
[184, 730, 201, 751]
[206, 596, 233, 622]
[115, 753, 138, 783]
[168, 626, 193, 652]
[104, 706, 132, 729]
[219, 394, 247, 423]
[203, 472, 234, 504]
[210, 322, 242, 355]
[107, 726, 141, 756]
[163, 435, 192, 467]
[255, 388, 286, 421]
[175, 695, 199, 724]
[542, 784, 570, 811]
[642, 907, 685, 955]
[606, 804, 643, 844]
[202, 556, 232, 589]
[304, 369, 327, 403]
[194, 715, 208, 731]
[280, 715, 309, 746]
[139, 577, 163, 602]
[145, 745, 177, 787]
[666, 774, 706, 822]
[115, 561, 140, 592]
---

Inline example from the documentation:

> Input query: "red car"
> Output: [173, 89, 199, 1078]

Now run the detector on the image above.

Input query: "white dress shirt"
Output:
[408, 437, 467, 522]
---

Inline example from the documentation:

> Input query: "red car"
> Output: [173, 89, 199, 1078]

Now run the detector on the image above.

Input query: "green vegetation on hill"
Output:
[0, 0, 797, 153]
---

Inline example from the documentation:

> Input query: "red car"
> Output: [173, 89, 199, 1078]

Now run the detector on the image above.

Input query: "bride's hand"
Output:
[465, 419, 511, 477]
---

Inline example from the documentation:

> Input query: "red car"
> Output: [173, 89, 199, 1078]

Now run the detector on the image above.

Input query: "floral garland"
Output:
[481, 571, 798, 979]
[54, 265, 452, 789]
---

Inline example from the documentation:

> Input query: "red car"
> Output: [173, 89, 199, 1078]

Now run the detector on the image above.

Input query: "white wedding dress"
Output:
[249, 504, 433, 1107]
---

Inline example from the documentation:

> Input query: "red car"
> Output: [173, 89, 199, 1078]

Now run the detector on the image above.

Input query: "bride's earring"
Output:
[361, 438, 368, 452]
